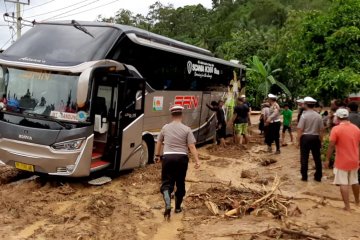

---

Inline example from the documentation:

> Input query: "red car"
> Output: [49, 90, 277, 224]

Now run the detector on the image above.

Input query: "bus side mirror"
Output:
[77, 68, 92, 108]
[94, 115, 108, 134]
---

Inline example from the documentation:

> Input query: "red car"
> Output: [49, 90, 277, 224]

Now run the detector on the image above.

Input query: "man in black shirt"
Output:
[207, 100, 227, 147]
[231, 98, 250, 145]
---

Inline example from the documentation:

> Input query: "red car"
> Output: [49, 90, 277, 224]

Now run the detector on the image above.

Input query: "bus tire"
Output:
[139, 140, 149, 168]
[140, 135, 155, 167]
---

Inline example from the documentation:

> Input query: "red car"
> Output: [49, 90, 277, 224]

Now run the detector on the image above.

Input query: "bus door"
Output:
[90, 74, 119, 172]
[116, 77, 145, 171]
[197, 92, 216, 143]
[91, 74, 145, 173]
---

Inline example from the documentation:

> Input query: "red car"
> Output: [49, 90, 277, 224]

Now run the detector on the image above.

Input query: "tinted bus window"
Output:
[4, 24, 120, 65]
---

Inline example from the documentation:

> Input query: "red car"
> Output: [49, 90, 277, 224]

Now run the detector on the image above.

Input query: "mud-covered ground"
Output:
[0, 125, 360, 240]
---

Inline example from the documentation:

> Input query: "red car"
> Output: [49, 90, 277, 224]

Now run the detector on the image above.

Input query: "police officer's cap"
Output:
[304, 96, 317, 103]
[170, 105, 184, 113]
[268, 94, 277, 99]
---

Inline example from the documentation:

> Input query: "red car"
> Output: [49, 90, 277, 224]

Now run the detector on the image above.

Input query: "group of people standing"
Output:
[259, 94, 359, 211]
[296, 97, 360, 211]
[207, 94, 252, 148]
[155, 94, 360, 220]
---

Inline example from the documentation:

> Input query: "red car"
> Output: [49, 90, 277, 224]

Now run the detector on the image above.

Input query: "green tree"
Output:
[278, 0, 360, 101]
[247, 56, 291, 99]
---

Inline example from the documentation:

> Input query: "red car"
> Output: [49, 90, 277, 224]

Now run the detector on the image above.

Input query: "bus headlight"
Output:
[52, 138, 85, 151]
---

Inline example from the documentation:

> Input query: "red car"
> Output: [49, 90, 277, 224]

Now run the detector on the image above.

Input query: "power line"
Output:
[23, 0, 55, 12]
[2, 0, 14, 42]
[26, 0, 92, 18]
[1, 31, 15, 50]
[2, 0, 8, 12]
[42, 0, 100, 21]
[46, 0, 119, 21]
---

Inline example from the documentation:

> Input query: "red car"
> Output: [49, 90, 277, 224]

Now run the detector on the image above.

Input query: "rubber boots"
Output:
[175, 196, 183, 213]
[163, 190, 171, 220]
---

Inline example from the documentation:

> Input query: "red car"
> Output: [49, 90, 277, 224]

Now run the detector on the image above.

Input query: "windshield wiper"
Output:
[24, 112, 72, 130]
[71, 20, 94, 38]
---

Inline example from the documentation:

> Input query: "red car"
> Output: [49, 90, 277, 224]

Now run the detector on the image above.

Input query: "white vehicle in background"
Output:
[348, 92, 360, 104]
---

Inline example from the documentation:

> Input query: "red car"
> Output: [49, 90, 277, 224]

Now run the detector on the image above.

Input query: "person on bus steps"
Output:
[155, 105, 201, 221]
[206, 100, 227, 148]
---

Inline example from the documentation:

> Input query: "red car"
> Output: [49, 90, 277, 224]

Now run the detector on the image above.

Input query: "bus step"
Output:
[90, 160, 110, 172]
[88, 176, 112, 186]
[92, 152, 103, 160]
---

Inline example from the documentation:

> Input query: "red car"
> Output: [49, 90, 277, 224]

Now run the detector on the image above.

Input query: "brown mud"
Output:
[0, 124, 360, 239]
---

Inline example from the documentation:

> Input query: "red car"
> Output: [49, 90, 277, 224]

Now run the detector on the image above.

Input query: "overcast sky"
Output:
[0, 0, 212, 49]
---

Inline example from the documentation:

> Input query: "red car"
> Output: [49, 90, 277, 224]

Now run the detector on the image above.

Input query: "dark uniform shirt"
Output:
[349, 112, 360, 128]
[234, 104, 249, 124]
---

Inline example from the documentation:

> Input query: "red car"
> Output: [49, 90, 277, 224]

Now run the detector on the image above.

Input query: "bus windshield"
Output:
[2, 23, 119, 65]
[0, 66, 88, 122]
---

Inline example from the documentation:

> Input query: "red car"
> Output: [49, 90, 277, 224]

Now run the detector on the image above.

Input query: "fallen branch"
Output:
[205, 201, 219, 215]
[225, 175, 281, 216]
[186, 179, 230, 186]
[269, 165, 283, 170]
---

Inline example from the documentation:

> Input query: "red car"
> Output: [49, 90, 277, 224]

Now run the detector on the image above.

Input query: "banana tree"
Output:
[247, 55, 291, 98]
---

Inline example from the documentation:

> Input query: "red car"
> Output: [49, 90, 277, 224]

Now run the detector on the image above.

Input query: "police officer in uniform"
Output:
[297, 97, 324, 182]
[155, 105, 201, 220]
[266, 94, 281, 154]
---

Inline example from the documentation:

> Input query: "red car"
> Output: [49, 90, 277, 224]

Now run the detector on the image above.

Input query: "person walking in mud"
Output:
[265, 94, 281, 154]
[155, 105, 201, 221]
[325, 109, 360, 211]
[297, 97, 324, 182]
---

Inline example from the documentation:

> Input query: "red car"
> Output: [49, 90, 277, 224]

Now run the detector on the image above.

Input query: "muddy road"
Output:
[0, 130, 360, 240]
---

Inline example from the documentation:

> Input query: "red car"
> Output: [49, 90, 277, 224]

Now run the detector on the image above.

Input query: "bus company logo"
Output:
[174, 95, 199, 109]
[186, 60, 220, 79]
[18, 134, 32, 141]
[187, 61, 193, 74]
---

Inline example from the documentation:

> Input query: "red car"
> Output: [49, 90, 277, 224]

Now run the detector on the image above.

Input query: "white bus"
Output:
[0, 21, 245, 177]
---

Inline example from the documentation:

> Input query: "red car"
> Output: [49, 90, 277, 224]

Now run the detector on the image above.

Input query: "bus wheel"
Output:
[139, 140, 149, 168]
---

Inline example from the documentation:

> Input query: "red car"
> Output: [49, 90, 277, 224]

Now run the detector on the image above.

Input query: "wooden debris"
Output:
[205, 201, 219, 215]
[225, 175, 287, 217]
[269, 165, 283, 170]
[186, 179, 230, 186]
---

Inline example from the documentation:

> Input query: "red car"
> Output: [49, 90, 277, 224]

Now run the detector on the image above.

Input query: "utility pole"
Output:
[4, 0, 31, 39]
[16, 1, 21, 39]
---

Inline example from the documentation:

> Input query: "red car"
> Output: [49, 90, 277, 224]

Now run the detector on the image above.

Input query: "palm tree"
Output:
[247, 55, 291, 98]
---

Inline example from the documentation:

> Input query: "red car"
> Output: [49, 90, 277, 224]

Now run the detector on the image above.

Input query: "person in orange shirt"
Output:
[326, 108, 360, 211]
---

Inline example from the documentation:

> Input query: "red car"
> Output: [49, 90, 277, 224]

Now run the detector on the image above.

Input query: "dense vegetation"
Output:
[99, 0, 360, 106]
